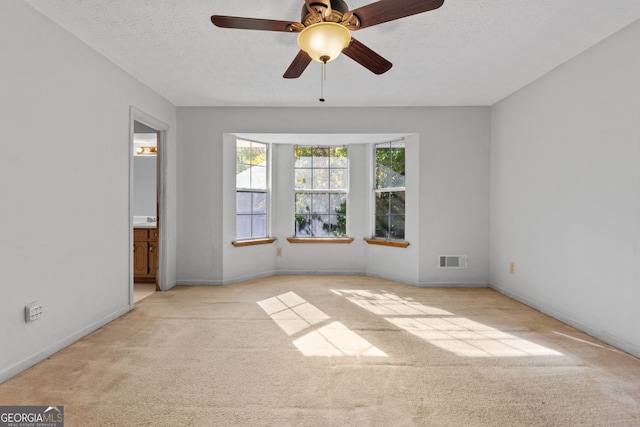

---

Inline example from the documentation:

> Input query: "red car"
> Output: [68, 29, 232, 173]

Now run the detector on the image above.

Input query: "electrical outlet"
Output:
[509, 262, 516, 274]
[25, 301, 43, 323]
[276, 248, 282, 257]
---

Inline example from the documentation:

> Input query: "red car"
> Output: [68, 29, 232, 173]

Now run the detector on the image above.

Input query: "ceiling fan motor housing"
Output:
[301, 0, 350, 26]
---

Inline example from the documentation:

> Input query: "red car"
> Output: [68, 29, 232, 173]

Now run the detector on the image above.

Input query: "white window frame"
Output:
[235, 139, 270, 241]
[373, 140, 406, 241]
[293, 145, 349, 238]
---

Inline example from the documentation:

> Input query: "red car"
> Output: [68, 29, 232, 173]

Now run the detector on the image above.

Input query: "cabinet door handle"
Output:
[149, 244, 153, 252]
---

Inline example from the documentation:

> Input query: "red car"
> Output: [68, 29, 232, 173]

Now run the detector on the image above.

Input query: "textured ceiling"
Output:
[22, 0, 640, 107]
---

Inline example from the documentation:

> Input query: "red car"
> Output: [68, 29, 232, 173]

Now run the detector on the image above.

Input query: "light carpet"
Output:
[1, 275, 639, 426]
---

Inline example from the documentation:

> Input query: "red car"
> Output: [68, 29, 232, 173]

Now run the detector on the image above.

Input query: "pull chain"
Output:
[319, 56, 329, 102]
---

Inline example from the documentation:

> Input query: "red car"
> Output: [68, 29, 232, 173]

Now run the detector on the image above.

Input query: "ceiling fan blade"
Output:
[342, 37, 392, 75]
[283, 50, 313, 79]
[211, 15, 303, 33]
[350, 0, 445, 30]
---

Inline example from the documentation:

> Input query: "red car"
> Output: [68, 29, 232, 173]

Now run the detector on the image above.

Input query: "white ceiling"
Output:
[23, 0, 640, 107]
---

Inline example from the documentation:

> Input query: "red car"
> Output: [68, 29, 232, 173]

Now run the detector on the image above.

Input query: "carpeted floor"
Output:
[1, 275, 639, 426]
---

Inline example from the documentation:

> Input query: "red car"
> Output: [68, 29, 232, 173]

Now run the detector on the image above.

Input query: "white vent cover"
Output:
[439, 255, 468, 269]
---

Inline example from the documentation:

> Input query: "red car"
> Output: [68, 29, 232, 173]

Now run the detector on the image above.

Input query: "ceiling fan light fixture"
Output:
[297, 22, 351, 63]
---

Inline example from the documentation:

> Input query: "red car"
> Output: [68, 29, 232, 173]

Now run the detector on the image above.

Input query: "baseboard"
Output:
[490, 284, 640, 360]
[221, 270, 279, 285]
[274, 269, 365, 277]
[177, 279, 224, 286]
[417, 281, 489, 288]
[177, 270, 276, 286]
[362, 271, 418, 286]
[178, 272, 490, 289]
[160, 280, 178, 291]
[0, 305, 132, 384]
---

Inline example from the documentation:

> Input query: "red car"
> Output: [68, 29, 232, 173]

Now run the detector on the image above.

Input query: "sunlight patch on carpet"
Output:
[257, 292, 387, 358]
[330, 289, 452, 316]
[332, 289, 564, 358]
[293, 321, 387, 357]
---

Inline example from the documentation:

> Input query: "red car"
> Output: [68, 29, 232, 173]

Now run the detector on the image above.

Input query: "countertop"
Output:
[133, 216, 157, 229]
[133, 222, 157, 229]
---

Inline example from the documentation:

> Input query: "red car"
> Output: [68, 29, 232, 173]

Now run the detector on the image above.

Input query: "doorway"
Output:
[130, 108, 168, 305]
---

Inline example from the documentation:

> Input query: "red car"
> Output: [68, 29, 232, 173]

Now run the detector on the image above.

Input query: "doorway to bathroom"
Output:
[130, 108, 167, 304]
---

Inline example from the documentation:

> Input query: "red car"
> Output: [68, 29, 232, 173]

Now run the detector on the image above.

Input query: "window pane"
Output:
[330, 169, 347, 189]
[237, 139, 251, 168]
[295, 193, 312, 214]
[390, 147, 404, 164]
[252, 215, 267, 238]
[328, 215, 338, 236]
[236, 162, 249, 175]
[236, 163, 252, 188]
[312, 147, 329, 167]
[250, 143, 266, 165]
[295, 214, 312, 236]
[389, 215, 405, 240]
[376, 147, 390, 166]
[236, 215, 251, 240]
[374, 216, 389, 238]
[332, 216, 347, 237]
[332, 195, 346, 236]
[251, 165, 267, 190]
[376, 165, 405, 189]
[330, 193, 346, 214]
[375, 143, 405, 189]
[330, 147, 348, 167]
[390, 167, 405, 187]
[313, 168, 329, 190]
[237, 191, 252, 215]
[253, 192, 267, 214]
[295, 147, 313, 167]
[390, 191, 405, 214]
[375, 166, 390, 189]
[314, 214, 331, 236]
[295, 193, 346, 237]
[295, 169, 312, 189]
[312, 193, 330, 214]
[375, 192, 389, 216]
[373, 191, 405, 239]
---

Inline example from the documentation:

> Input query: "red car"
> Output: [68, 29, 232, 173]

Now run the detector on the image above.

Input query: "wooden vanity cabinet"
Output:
[134, 228, 158, 282]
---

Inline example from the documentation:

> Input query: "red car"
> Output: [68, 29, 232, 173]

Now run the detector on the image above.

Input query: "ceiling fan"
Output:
[211, 0, 445, 79]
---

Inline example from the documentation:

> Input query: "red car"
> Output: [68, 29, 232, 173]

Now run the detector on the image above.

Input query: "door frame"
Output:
[129, 106, 169, 306]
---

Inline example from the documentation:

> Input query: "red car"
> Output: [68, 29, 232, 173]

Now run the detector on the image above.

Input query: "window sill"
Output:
[231, 237, 277, 247]
[363, 238, 410, 248]
[287, 237, 354, 244]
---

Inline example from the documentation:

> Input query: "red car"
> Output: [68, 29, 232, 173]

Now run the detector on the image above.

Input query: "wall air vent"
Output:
[439, 255, 467, 269]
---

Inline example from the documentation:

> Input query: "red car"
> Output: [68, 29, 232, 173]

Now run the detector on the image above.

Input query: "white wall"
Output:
[0, 2, 177, 383]
[133, 156, 157, 217]
[177, 107, 490, 286]
[490, 20, 640, 357]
